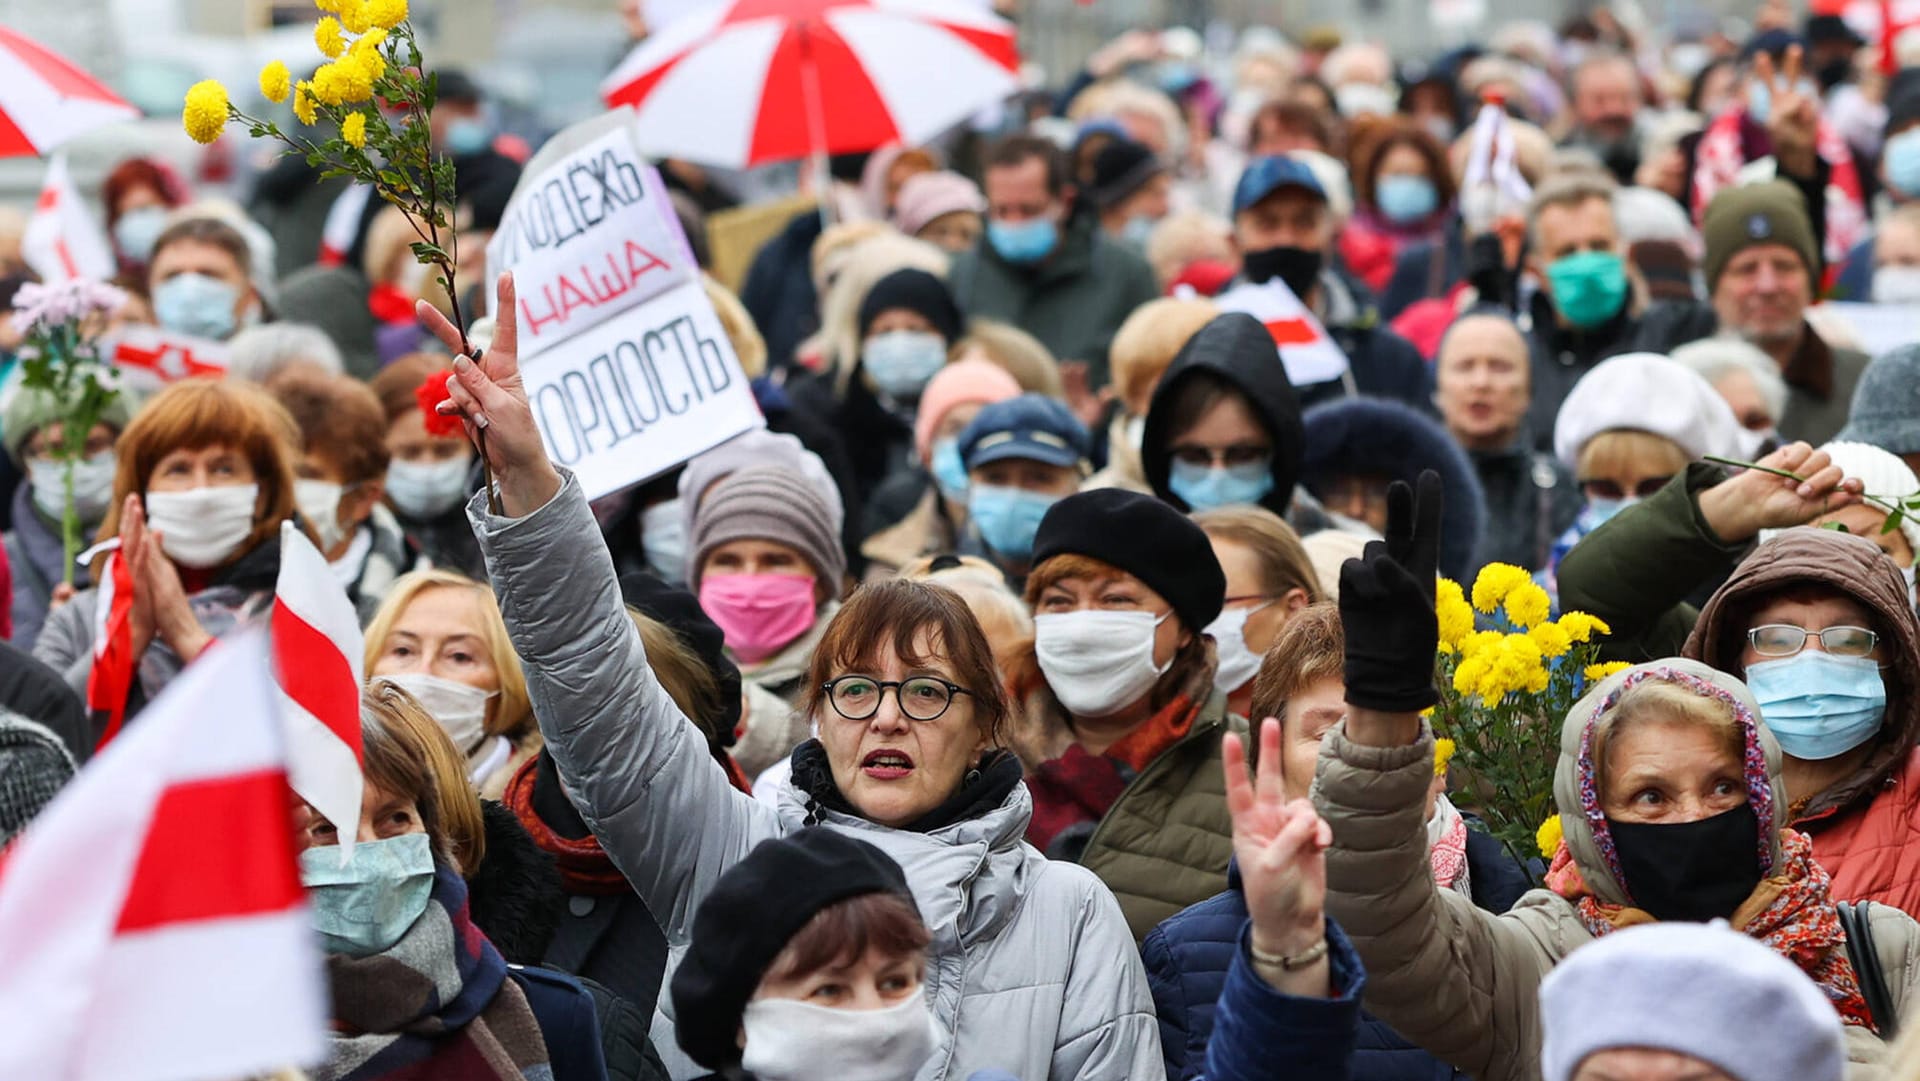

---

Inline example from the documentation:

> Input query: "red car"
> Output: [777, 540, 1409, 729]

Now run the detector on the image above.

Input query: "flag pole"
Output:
[798, 19, 836, 229]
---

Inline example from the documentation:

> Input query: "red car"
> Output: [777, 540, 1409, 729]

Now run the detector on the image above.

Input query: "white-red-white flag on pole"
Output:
[22, 152, 115, 284]
[271, 521, 365, 857]
[85, 546, 136, 748]
[0, 634, 329, 1081]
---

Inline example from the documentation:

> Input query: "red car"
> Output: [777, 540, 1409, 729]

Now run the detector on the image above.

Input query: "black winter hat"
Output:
[670, 830, 916, 1070]
[1031, 488, 1227, 632]
[620, 571, 744, 745]
[1086, 138, 1166, 210]
[857, 268, 963, 343]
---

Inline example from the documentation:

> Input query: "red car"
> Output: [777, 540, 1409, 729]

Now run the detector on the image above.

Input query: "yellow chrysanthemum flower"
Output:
[365, 0, 408, 29]
[1435, 577, 1474, 653]
[1470, 563, 1530, 615]
[182, 79, 230, 144]
[314, 0, 344, 12]
[340, 110, 368, 148]
[1536, 814, 1564, 856]
[315, 17, 346, 58]
[312, 58, 373, 106]
[1452, 654, 1491, 698]
[1557, 611, 1612, 644]
[1503, 581, 1551, 629]
[1584, 661, 1632, 682]
[1432, 737, 1455, 776]
[258, 61, 292, 104]
[1528, 621, 1572, 659]
[348, 32, 387, 82]
[339, 0, 372, 34]
[293, 81, 318, 125]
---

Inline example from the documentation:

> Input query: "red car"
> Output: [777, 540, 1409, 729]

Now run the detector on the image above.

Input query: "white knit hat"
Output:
[1540, 922, 1845, 1081]
[1552, 352, 1745, 470]
[1757, 441, 1920, 555]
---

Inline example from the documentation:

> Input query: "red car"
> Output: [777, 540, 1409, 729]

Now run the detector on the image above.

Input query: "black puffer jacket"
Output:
[1142, 313, 1305, 519]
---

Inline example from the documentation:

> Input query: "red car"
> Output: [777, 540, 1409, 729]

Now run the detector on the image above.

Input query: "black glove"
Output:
[1339, 470, 1443, 713]
[1464, 232, 1517, 313]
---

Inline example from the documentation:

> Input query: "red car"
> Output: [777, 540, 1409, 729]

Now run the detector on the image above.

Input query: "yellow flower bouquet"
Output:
[1431, 563, 1626, 871]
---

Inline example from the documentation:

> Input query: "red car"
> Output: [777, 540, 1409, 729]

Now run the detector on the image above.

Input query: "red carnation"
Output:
[416, 370, 465, 438]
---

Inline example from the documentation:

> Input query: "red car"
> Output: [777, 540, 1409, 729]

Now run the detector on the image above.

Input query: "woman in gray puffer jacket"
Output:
[424, 276, 1161, 1081]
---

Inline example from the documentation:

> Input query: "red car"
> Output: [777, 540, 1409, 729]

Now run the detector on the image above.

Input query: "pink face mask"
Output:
[699, 573, 819, 664]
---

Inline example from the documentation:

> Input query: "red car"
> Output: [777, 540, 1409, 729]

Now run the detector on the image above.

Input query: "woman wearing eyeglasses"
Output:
[419, 275, 1162, 1081]
[1556, 439, 1920, 916]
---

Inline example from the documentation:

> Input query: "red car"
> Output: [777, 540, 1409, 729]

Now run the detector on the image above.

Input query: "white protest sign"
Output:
[521, 277, 763, 501]
[1213, 279, 1352, 387]
[1813, 302, 1920, 359]
[104, 325, 229, 392]
[486, 124, 695, 354]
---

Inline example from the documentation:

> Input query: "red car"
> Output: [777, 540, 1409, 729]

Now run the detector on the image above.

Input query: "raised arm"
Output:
[423, 277, 780, 941]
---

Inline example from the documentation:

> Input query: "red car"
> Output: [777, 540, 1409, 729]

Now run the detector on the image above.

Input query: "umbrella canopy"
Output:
[0, 27, 138, 158]
[602, 0, 1019, 169]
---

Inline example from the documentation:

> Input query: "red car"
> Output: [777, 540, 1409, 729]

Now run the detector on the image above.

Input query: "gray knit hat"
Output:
[2, 365, 138, 466]
[691, 465, 847, 591]
[0, 710, 78, 845]
[1835, 345, 1920, 456]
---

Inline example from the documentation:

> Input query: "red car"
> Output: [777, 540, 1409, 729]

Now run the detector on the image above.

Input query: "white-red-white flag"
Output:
[0, 633, 329, 1081]
[1213, 278, 1353, 388]
[271, 521, 365, 857]
[22, 152, 115, 284]
[85, 546, 136, 748]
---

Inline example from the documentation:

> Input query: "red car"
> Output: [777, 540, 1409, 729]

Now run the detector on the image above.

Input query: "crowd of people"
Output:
[7, 2, 1920, 1079]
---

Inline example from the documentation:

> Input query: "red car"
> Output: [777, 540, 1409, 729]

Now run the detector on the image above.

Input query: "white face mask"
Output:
[740, 990, 939, 1081]
[1872, 265, 1920, 304]
[1206, 602, 1272, 696]
[377, 673, 496, 757]
[385, 457, 471, 520]
[28, 451, 118, 526]
[1034, 609, 1172, 718]
[144, 484, 259, 568]
[640, 498, 687, 584]
[295, 478, 348, 553]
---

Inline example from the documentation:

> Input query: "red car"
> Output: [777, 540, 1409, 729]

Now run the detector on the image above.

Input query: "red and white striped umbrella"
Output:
[602, 0, 1020, 168]
[0, 27, 138, 158]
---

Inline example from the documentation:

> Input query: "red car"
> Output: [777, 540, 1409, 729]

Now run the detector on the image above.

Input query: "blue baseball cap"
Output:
[1232, 156, 1327, 217]
[958, 394, 1090, 471]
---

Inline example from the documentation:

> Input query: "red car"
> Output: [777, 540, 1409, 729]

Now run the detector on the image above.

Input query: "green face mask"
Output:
[1546, 249, 1629, 329]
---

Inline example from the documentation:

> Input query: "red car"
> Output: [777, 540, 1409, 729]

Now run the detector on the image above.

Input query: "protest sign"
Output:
[1812, 302, 1920, 359]
[486, 124, 696, 354]
[1213, 279, 1353, 387]
[106, 325, 229, 391]
[520, 277, 763, 500]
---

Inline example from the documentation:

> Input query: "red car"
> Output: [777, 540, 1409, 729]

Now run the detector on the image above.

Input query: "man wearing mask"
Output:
[1086, 138, 1172, 251]
[948, 134, 1159, 388]
[1836, 84, 1920, 300]
[1522, 174, 1646, 450]
[1562, 52, 1645, 185]
[1229, 155, 1430, 410]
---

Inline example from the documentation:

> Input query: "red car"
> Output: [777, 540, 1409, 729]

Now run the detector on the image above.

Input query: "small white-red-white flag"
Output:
[272, 521, 366, 858]
[0, 634, 329, 1081]
[1213, 278, 1353, 388]
[22, 152, 115, 284]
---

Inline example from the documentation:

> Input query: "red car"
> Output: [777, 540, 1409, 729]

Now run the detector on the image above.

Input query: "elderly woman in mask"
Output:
[1314, 474, 1920, 1081]
[419, 274, 1160, 1081]
[35, 379, 300, 716]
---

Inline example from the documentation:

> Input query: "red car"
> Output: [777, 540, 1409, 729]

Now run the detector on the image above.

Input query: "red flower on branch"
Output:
[415, 370, 465, 437]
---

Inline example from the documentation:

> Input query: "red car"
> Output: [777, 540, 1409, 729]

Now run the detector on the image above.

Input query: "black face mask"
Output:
[1241, 245, 1324, 300]
[1816, 58, 1852, 93]
[1607, 803, 1764, 923]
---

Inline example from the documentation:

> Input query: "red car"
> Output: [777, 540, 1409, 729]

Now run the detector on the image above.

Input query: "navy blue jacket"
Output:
[1198, 920, 1365, 1081]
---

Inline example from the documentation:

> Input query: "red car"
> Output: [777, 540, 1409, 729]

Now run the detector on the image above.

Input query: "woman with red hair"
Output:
[100, 157, 191, 277]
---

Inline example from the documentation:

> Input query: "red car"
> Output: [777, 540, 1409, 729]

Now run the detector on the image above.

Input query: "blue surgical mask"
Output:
[1746, 651, 1887, 761]
[444, 117, 491, 156]
[1168, 459, 1274, 510]
[1885, 129, 1920, 200]
[1376, 174, 1439, 224]
[299, 832, 436, 958]
[969, 484, 1058, 560]
[153, 272, 241, 340]
[1121, 214, 1157, 249]
[113, 206, 169, 263]
[862, 330, 947, 399]
[987, 217, 1058, 264]
[930, 438, 970, 503]
[1580, 496, 1636, 530]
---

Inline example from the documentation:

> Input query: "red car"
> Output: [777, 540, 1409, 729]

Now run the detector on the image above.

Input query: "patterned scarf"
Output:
[1689, 106, 1867, 268]
[502, 757, 630, 896]
[318, 865, 554, 1080]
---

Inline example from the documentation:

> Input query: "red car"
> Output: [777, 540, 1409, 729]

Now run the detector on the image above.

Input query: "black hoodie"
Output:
[1140, 313, 1305, 519]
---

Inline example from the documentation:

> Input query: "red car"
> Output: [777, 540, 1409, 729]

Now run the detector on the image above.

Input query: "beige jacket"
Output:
[733, 601, 840, 776]
[1314, 658, 1920, 1081]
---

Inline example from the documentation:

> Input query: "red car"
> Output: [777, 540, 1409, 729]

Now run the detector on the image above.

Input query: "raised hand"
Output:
[1339, 470, 1443, 717]
[1753, 45, 1819, 177]
[1223, 718, 1333, 995]
[1699, 441, 1864, 543]
[417, 272, 563, 517]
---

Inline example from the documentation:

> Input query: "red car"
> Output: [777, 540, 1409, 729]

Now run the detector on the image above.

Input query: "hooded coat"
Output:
[1297, 398, 1488, 581]
[1315, 658, 1920, 1081]
[1141, 314, 1306, 521]
[468, 470, 1161, 1081]
[1556, 468, 1920, 913]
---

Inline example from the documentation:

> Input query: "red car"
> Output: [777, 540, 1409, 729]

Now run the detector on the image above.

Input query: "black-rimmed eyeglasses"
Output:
[821, 676, 973, 722]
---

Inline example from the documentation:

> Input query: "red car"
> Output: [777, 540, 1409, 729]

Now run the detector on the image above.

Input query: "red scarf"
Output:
[501, 758, 629, 896]
[1024, 693, 1202, 852]
[1548, 829, 1874, 1030]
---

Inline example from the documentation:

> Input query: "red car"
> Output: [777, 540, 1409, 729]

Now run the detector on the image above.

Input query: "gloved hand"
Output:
[1339, 470, 1443, 713]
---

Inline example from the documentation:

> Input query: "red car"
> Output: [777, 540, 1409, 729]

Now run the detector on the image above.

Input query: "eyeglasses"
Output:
[821, 676, 974, 722]
[1579, 475, 1674, 501]
[1169, 443, 1271, 469]
[1746, 624, 1879, 658]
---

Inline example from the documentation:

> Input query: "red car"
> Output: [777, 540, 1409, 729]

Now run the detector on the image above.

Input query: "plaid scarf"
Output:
[318, 864, 554, 1080]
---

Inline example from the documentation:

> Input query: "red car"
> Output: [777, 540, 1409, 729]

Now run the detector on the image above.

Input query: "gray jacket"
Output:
[470, 471, 1161, 1081]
